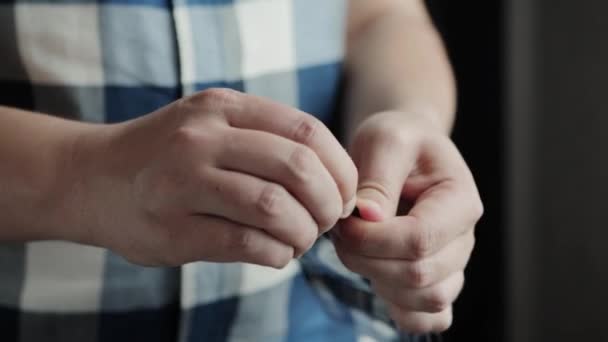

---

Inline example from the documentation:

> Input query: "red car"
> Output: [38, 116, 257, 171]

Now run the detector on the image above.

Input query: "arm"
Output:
[0, 106, 97, 242]
[0, 89, 358, 268]
[344, 0, 455, 138]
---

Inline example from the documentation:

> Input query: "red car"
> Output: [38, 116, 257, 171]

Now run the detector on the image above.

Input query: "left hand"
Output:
[333, 111, 483, 334]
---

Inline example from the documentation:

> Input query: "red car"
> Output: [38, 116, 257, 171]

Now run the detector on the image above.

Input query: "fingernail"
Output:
[341, 196, 357, 218]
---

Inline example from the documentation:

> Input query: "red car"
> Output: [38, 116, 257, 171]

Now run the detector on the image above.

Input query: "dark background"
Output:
[426, 1, 608, 342]
[425, 1, 505, 341]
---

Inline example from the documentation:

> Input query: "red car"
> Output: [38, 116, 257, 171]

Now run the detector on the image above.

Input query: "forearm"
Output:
[344, 0, 456, 140]
[0, 106, 97, 242]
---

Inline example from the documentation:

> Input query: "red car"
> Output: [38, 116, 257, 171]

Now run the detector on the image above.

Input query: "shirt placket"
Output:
[171, 0, 197, 97]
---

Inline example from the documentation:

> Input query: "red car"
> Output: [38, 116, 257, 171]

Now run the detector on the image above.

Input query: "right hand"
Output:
[67, 88, 358, 268]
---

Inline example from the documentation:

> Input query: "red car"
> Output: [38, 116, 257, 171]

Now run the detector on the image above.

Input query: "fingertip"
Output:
[356, 198, 384, 222]
[341, 196, 357, 218]
[293, 247, 305, 259]
[268, 245, 295, 269]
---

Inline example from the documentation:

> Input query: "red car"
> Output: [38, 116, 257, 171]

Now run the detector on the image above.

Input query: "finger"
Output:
[374, 272, 464, 313]
[207, 88, 358, 214]
[170, 214, 295, 268]
[350, 121, 418, 221]
[398, 137, 483, 246]
[389, 304, 453, 334]
[407, 177, 483, 244]
[216, 128, 343, 232]
[335, 231, 474, 288]
[336, 184, 480, 259]
[401, 134, 476, 200]
[190, 167, 318, 255]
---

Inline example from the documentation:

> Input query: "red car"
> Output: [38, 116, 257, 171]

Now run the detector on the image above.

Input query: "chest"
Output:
[0, 0, 347, 123]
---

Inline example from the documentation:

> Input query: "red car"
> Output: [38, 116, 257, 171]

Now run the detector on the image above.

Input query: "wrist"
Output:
[43, 122, 117, 245]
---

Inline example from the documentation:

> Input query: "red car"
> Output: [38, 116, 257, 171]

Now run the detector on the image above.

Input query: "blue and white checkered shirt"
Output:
[0, 0, 438, 341]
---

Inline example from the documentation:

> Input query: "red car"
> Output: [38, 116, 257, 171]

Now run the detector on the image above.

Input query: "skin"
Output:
[0, 0, 482, 334]
[0, 90, 358, 268]
[339, 0, 483, 334]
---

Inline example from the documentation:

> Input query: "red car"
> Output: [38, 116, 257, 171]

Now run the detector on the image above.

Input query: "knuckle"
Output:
[405, 260, 433, 288]
[408, 222, 435, 260]
[374, 124, 410, 150]
[425, 287, 451, 313]
[435, 311, 454, 332]
[286, 145, 317, 184]
[195, 87, 236, 109]
[292, 116, 320, 146]
[170, 126, 199, 147]
[471, 197, 485, 222]
[230, 229, 256, 252]
[256, 184, 286, 219]
[358, 179, 394, 205]
[291, 225, 317, 255]
[469, 234, 477, 253]
[386, 128, 408, 148]
[251, 241, 293, 269]
[169, 126, 216, 151]
[266, 250, 293, 269]
[357, 117, 402, 145]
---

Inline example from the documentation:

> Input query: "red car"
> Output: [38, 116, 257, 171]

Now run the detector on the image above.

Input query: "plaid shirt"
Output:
[0, 0, 439, 341]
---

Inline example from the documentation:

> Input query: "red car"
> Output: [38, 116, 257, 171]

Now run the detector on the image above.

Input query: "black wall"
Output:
[506, 1, 608, 341]
[425, 1, 506, 341]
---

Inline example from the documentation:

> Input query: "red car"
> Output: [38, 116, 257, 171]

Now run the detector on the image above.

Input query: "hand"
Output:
[334, 111, 482, 333]
[67, 88, 358, 268]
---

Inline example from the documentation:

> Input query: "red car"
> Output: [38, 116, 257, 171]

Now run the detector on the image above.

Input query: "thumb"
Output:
[356, 182, 401, 222]
[352, 135, 417, 222]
